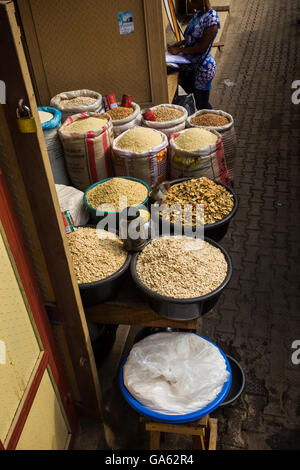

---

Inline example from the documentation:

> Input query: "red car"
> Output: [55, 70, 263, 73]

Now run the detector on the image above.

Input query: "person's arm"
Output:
[169, 25, 217, 55]
[168, 39, 186, 53]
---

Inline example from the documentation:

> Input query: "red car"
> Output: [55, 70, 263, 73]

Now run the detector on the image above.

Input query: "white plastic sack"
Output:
[123, 332, 230, 415]
[55, 184, 89, 226]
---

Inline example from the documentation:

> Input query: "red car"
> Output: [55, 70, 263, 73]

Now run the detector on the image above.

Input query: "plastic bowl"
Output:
[119, 333, 232, 424]
[220, 355, 245, 406]
[157, 177, 238, 242]
[130, 236, 232, 321]
[83, 176, 150, 226]
[73, 225, 131, 307]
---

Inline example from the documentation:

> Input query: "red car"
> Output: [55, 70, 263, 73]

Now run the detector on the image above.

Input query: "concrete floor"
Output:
[74, 0, 300, 451]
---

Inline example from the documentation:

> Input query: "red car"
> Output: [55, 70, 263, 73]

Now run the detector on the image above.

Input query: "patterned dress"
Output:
[183, 9, 220, 90]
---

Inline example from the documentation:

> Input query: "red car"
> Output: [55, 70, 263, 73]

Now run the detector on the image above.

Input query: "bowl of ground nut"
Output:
[158, 177, 238, 242]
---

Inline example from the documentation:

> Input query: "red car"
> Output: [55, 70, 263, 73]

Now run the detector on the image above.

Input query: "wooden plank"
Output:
[192, 431, 206, 450]
[143, 0, 169, 105]
[208, 418, 218, 450]
[144, 417, 208, 436]
[16, 0, 50, 105]
[0, 1, 102, 419]
[211, 0, 231, 11]
[85, 302, 199, 330]
[168, 72, 179, 103]
[149, 431, 161, 450]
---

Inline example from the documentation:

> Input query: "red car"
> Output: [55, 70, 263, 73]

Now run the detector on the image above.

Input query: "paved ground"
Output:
[205, 0, 300, 450]
[75, 0, 300, 451]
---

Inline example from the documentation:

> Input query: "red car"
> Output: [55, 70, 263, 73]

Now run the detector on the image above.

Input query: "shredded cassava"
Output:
[136, 236, 228, 299]
[67, 227, 127, 284]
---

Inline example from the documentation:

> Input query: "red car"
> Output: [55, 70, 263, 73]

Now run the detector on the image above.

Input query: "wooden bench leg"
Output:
[208, 418, 218, 450]
[149, 430, 161, 450]
[192, 429, 206, 450]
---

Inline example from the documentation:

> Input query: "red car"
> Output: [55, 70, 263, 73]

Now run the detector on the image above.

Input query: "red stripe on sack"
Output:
[102, 131, 113, 177]
[67, 116, 73, 124]
[80, 112, 88, 118]
[86, 131, 98, 183]
[216, 137, 231, 186]
[209, 151, 216, 180]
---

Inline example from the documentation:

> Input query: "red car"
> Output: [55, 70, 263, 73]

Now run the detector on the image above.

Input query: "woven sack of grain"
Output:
[58, 112, 114, 191]
[38, 106, 70, 185]
[50, 89, 104, 123]
[141, 104, 188, 130]
[169, 128, 231, 186]
[106, 102, 142, 137]
[111, 127, 169, 186]
[187, 109, 236, 182]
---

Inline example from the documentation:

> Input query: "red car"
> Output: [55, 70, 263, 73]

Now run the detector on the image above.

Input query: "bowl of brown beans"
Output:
[156, 176, 238, 242]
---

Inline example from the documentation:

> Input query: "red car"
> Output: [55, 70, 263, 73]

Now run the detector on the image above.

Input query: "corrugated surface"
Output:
[28, 0, 151, 104]
[0, 228, 40, 443]
[16, 369, 69, 450]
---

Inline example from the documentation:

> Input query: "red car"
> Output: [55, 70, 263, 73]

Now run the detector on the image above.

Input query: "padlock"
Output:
[16, 101, 37, 134]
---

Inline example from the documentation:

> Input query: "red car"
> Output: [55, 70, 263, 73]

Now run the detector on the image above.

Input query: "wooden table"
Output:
[84, 273, 200, 331]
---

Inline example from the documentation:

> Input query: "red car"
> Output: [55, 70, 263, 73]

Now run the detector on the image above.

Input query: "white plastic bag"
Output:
[123, 332, 230, 415]
[55, 184, 89, 226]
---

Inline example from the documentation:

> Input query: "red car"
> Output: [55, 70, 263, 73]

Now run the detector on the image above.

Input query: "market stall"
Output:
[0, 0, 243, 451]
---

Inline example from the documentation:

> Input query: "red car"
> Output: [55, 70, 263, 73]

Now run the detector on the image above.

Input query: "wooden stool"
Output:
[140, 415, 218, 450]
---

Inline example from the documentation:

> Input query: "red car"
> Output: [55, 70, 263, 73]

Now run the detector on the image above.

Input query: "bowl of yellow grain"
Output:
[83, 176, 150, 226]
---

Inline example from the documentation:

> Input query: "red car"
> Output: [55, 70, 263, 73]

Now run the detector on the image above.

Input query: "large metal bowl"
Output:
[130, 236, 232, 321]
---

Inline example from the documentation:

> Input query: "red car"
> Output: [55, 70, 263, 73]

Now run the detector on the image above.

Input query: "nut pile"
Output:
[136, 236, 228, 299]
[190, 113, 230, 127]
[160, 177, 234, 225]
[152, 106, 184, 122]
[67, 227, 127, 284]
[86, 177, 148, 212]
[60, 96, 97, 107]
[107, 106, 134, 120]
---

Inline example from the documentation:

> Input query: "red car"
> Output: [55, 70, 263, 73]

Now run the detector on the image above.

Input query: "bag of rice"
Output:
[105, 102, 142, 137]
[112, 127, 168, 186]
[50, 89, 104, 122]
[187, 109, 236, 183]
[169, 128, 231, 186]
[58, 112, 114, 191]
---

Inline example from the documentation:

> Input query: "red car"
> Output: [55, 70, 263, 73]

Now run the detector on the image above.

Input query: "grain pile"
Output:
[190, 113, 230, 127]
[67, 227, 127, 284]
[152, 106, 184, 122]
[38, 110, 53, 124]
[136, 236, 228, 299]
[86, 177, 148, 212]
[107, 107, 134, 120]
[161, 177, 234, 225]
[175, 128, 217, 150]
[60, 96, 97, 107]
[64, 116, 108, 133]
[116, 127, 163, 152]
